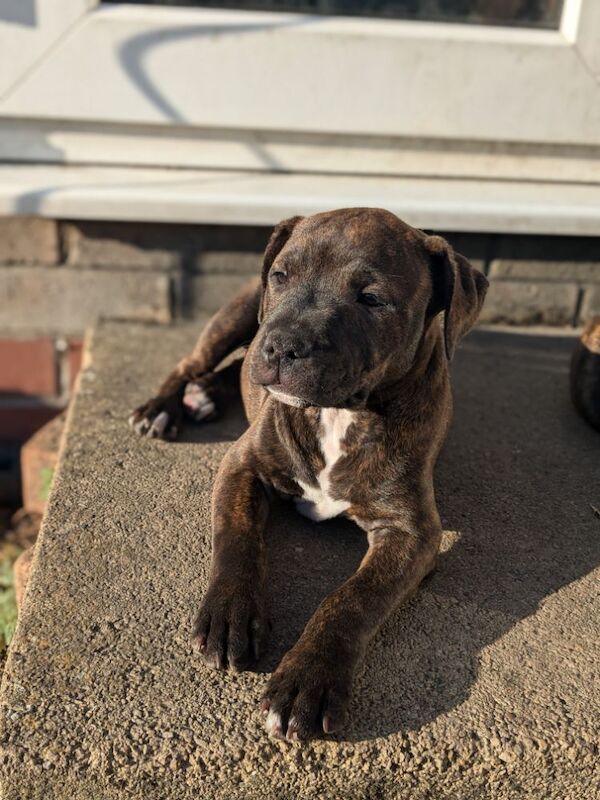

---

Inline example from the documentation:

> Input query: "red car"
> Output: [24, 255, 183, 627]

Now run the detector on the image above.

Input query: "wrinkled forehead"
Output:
[275, 209, 428, 287]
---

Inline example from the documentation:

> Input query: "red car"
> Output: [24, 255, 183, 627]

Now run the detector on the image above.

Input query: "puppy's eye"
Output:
[358, 291, 385, 307]
[271, 270, 287, 285]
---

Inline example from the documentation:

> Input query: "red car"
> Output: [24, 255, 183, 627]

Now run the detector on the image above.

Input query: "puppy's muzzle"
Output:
[254, 329, 315, 386]
[249, 318, 361, 407]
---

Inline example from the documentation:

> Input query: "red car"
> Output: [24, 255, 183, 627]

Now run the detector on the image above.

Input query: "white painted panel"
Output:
[0, 118, 598, 183]
[1, 5, 599, 146]
[0, 0, 96, 97]
[1, 163, 599, 235]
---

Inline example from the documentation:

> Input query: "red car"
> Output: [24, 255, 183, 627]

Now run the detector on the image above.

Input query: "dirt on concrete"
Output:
[0, 322, 598, 799]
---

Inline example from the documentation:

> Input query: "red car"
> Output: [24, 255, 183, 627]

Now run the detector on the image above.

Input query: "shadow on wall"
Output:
[179, 328, 600, 742]
[118, 17, 316, 126]
[116, 14, 318, 170]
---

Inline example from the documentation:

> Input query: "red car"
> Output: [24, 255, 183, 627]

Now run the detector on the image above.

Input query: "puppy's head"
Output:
[249, 208, 487, 408]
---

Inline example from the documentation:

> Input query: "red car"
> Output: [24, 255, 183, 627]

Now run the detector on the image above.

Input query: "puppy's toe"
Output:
[146, 410, 170, 438]
[193, 587, 267, 673]
[261, 657, 351, 741]
[130, 415, 150, 436]
[183, 383, 217, 422]
[261, 675, 297, 741]
[129, 395, 182, 440]
[265, 708, 284, 738]
[198, 609, 226, 670]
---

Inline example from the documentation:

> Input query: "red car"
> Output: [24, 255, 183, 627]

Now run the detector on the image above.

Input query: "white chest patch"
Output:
[294, 408, 355, 522]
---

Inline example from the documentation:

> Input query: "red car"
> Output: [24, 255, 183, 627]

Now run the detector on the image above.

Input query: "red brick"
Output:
[0, 404, 62, 443]
[0, 338, 57, 396]
[67, 339, 83, 390]
[21, 413, 65, 513]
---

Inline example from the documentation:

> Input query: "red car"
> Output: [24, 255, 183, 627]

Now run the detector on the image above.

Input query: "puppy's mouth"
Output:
[266, 385, 368, 410]
[266, 386, 310, 408]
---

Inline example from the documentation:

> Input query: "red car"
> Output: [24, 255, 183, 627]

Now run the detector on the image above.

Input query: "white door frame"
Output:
[0, 1, 598, 171]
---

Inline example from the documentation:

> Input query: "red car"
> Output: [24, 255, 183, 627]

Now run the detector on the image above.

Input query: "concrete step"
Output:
[0, 321, 598, 799]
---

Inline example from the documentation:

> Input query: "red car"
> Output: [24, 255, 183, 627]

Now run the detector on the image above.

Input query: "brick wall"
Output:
[0, 217, 270, 333]
[0, 214, 599, 501]
[2, 217, 598, 335]
[0, 216, 271, 501]
[436, 232, 600, 327]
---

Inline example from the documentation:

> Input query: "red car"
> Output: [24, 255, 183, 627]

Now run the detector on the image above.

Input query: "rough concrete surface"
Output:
[1, 322, 598, 799]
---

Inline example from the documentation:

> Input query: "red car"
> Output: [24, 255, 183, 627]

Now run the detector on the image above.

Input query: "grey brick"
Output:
[195, 225, 270, 255]
[489, 261, 600, 282]
[580, 286, 600, 323]
[62, 221, 270, 271]
[479, 281, 578, 326]
[197, 251, 262, 275]
[0, 267, 171, 334]
[0, 217, 59, 265]
[62, 221, 182, 271]
[185, 274, 253, 316]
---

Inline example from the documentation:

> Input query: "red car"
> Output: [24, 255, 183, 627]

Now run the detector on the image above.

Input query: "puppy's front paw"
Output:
[192, 582, 268, 672]
[261, 643, 354, 742]
[128, 395, 183, 440]
[183, 379, 218, 422]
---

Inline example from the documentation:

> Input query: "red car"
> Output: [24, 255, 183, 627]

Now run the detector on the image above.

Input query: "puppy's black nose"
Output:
[262, 331, 312, 367]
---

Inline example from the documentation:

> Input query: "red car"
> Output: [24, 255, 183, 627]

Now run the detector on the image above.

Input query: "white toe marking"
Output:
[193, 399, 215, 420]
[184, 386, 216, 420]
[294, 408, 354, 521]
[265, 709, 283, 736]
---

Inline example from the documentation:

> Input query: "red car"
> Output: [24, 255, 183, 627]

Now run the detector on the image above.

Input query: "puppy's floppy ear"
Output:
[425, 235, 489, 360]
[258, 215, 304, 323]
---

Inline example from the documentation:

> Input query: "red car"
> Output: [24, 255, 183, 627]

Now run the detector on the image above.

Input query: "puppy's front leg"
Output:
[192, 440, 270, 671]
[130, 277, 260, 439]
[262, 508, 440, 741]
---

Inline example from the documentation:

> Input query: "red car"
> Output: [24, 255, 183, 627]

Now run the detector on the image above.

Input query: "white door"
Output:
[0, 0, 598, 232]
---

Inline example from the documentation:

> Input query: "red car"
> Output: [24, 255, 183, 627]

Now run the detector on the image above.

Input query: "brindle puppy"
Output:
[130, 208, 488, 741]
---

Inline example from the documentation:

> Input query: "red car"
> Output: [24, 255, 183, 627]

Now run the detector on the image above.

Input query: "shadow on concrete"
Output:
[179, 328, 600, 742]
[179, 393, 248, 444]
